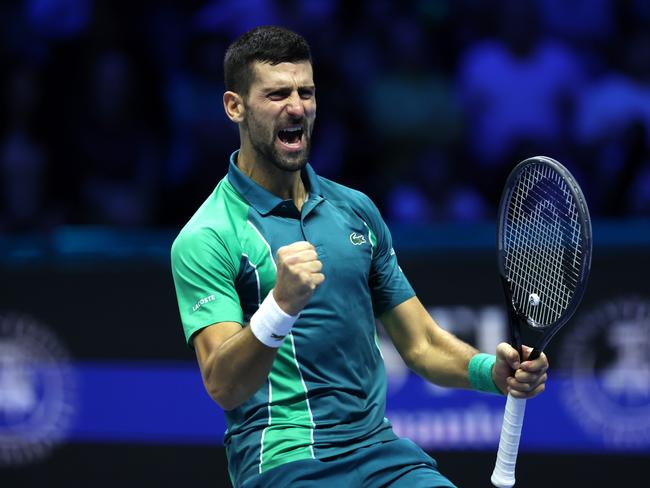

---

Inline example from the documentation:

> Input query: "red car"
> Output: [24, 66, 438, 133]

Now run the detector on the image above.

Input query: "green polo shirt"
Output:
[171, 151, 415, 486]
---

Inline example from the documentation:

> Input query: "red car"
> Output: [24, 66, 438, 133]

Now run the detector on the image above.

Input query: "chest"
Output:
[240, 199, 374, 304]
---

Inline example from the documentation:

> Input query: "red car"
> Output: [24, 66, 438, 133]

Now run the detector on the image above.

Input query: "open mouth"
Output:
[277, 126, 304, 148]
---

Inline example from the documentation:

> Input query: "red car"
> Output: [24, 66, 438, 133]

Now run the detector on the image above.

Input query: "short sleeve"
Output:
[171, 229, 243, 347]
[361, 196, 416, 316]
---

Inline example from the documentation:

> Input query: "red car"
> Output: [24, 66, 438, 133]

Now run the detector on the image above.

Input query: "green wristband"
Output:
[468, 353, 502, 395]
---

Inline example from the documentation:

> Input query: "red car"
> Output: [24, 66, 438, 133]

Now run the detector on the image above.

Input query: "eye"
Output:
[268, 90, 288, 101]
[299, 88, 314, 100]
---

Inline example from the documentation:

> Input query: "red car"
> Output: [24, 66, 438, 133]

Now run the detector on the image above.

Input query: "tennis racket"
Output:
[490, 156, 592, 488]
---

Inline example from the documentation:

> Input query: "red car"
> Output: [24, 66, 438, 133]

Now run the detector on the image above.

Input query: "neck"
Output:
[236, 145, 308, 209]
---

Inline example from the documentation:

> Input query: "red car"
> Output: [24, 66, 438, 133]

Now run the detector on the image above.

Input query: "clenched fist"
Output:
[273, 241, 325, 316]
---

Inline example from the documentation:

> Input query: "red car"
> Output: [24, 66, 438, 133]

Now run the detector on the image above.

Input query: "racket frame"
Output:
[491, 156, 593, 488]
[496, 156, 592, 359]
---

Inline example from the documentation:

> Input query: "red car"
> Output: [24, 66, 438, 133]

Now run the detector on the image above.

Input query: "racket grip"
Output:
[491, 394, 527, 488]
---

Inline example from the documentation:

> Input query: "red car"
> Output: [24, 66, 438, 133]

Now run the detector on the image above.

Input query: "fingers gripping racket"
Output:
[490, 156, 592, 488]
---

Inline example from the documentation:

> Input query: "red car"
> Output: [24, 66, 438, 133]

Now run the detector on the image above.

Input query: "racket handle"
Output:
[491, 394, 527, 488]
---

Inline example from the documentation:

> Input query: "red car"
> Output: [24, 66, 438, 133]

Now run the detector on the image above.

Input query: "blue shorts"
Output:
[240, 438, 457, 488]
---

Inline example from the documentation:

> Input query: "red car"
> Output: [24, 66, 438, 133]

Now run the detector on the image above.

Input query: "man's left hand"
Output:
[492, 343, 549, 398]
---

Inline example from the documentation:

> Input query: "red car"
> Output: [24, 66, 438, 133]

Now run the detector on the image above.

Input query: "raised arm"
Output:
[193, 241, 324, 411]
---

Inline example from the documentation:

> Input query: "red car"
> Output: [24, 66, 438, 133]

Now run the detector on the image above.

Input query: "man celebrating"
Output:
[171, 26, 548, 488]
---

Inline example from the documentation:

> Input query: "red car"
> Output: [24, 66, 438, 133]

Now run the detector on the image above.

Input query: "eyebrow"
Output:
[263, 84, 315, 92]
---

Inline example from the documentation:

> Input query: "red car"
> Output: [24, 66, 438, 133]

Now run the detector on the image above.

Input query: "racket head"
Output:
[497, 156, 592, 353]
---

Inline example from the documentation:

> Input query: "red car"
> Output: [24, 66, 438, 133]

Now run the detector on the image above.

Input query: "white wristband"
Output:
[249, 290, 299, 348]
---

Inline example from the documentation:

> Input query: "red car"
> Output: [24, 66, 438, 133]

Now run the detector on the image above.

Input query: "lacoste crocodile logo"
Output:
[349, 232, 367, 245]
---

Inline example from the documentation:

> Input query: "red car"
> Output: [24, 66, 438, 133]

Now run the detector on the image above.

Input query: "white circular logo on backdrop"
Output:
[559, 297, 650, 447]
[0, 313, 77, 465]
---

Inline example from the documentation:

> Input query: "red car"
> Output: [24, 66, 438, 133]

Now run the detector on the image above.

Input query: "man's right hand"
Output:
[273, 241, 325, 316]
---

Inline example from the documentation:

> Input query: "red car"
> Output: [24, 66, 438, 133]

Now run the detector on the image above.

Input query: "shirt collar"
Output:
[227, 150, 323, 216]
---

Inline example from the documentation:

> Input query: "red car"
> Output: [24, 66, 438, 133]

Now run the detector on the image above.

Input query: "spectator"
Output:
[457, 0, 584, 166]
[0, 64, 55, 231]
[77, 50, 162, 225]
[574, 30, 650, 216]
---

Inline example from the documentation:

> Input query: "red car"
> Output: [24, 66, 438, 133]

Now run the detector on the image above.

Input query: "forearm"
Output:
[381, 297, 479, 389]
[200, 326, 278, 410]
[406, 326, 479, 389]
[382, 298, 546, 397]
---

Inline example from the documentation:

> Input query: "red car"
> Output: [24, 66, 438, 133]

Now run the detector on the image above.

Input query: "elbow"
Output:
[206, 383, 243, 411]
[205, 384, 239, 411]
[201, 355, 241, 411]
[401, 346, 426, 374]
[214, 396, 240, 412]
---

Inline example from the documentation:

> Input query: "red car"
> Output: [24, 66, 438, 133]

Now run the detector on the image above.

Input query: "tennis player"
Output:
[171, 26, 549, 488]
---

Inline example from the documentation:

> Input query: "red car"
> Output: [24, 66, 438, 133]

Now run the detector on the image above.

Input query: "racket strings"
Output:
[503, 164, 585, 327]
[507, 204, 567, 325]
[511, 187, 582, 287]
[508, 170, 578, 323]
[516, 194, 582, 290]
[507, 207, 567, 325]
[508, 166, 583, 322]
[508, 190, 569, 321]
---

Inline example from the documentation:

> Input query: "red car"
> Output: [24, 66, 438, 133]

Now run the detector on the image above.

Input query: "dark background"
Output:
[1, 0, 650, 487]
[1, 0, 650, 231]
[6, 444, 649, 488]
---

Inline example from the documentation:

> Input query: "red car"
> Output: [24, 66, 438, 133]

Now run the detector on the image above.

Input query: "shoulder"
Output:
[171, 178, 248, 265]
[317, 175, 381, 220]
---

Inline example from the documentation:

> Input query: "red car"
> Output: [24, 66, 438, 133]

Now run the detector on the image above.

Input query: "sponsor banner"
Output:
[31, 362, 647, 452]
[67, 361, 225, 443]
[3, 295, 650, 462]
[387, 374, 650, 451]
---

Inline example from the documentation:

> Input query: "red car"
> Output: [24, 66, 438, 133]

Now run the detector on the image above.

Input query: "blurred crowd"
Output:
[1, 0, 649, 232]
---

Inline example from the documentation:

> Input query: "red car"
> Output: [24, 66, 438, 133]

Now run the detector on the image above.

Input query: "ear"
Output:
[223, 91, 245, 123]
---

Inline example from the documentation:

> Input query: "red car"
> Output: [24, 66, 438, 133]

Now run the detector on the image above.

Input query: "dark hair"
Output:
[224, 26, 312, 96]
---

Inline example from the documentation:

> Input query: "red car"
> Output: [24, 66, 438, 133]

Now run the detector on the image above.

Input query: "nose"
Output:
[286, 92, 305, 118]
